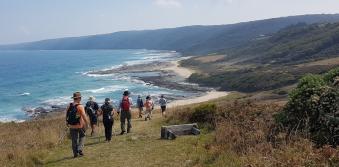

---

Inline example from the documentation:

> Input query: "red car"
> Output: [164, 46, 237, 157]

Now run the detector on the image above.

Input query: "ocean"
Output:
[0, 50, 191, 122]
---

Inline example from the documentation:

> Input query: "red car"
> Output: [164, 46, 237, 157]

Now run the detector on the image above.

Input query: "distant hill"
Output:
[183, 21, 339, 92]
[2, 14, 339, 55]
[224, 22, 339, 65]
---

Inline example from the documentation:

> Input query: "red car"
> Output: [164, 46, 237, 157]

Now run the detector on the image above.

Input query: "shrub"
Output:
[279, 74, 325, 129]
[277, 71, 339, 147]
[189, 103, 217, 128]
[324, 67, 339, 84]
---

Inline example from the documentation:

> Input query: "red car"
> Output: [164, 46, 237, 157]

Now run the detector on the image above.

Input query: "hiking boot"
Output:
[120, 131, 125, 135]
[78, 151, 84, 156]
[127, 129, 131, 133]
[73, 154, 78, 158]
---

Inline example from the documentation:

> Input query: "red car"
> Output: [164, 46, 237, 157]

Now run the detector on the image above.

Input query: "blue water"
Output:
[0, 50, 190, 122]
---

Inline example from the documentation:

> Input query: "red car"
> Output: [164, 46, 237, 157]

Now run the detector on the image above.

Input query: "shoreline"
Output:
[163, 60, 195, 79]
[161, 60, 228, 107]
[168, 90, 228, 108]
[3, 55, 229, 122]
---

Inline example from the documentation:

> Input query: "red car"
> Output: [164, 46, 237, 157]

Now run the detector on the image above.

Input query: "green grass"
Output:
[42, 113, 233, 167]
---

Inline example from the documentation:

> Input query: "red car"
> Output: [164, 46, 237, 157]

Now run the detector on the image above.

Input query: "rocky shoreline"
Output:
[24, 60, 219, 120]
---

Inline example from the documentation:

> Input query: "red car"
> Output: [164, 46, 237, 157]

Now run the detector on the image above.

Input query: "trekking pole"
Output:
[58, 127, 69, 144]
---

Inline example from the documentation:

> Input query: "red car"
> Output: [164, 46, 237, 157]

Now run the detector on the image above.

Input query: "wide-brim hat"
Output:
[71, 92, 82, 99]
[123, 90, 130, 96]
[105, 98, 111, 102]
[88, 96, 95, 101]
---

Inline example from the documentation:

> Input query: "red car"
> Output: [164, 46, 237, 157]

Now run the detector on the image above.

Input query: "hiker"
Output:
[136, 95, 144, 118]
[159, 95, 167, 117]
[144, 95, 154, 121]
[66, 92, 90, 158]
[85, 96, 99, 136]
[118, 90, 133, 135]
[99, 98, 115, 142]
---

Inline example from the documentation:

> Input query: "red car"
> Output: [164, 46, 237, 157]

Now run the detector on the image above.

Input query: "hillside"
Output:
[224, 22, 339, 65]
[1, 92, 338, 167]
[182, 22, 339, 92]
[2, 14, 339, 55]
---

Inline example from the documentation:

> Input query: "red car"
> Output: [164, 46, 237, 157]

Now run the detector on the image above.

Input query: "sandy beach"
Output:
[163, 60, 229, 107]
[32, 58, 228, 119]
[96, 58, 229, 107]
[168, 90, 228, 108]
[163, 60, 195, 79]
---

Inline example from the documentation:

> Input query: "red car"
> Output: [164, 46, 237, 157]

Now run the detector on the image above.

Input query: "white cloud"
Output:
[154, 0, 182, 8]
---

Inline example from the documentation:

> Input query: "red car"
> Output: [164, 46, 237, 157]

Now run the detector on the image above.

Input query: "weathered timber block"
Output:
[161, 123, 200, 139]
[192, 127, 201, 135]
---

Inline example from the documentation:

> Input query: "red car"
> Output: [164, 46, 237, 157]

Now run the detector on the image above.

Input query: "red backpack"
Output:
[121, 96, 130, 111]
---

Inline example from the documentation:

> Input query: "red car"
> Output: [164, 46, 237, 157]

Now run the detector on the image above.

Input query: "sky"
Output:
[1, 0, 339, 44]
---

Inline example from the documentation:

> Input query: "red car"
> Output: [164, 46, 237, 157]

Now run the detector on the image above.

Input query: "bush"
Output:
[277, 71, 339, 147]
[190, 103, 217, 129]
[324, 67, 339, 84]
[279, 74, 325, 129]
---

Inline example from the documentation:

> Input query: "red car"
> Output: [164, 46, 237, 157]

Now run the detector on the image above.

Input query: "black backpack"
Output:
[101, 104, 113, 120]
[86, 102, 96, 117]
[66, 103, 81, 125]
[137, 98, 144, 108]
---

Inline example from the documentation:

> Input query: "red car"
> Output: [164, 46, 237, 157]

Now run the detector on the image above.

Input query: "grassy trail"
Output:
[42, 113, 210, 167]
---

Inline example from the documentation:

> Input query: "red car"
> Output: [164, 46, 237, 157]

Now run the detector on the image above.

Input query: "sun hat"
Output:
[71, 92, 82, 99]
[88, 96, 95, 101]
[123, 90, 130, 96]
[105, 98, 111, 102]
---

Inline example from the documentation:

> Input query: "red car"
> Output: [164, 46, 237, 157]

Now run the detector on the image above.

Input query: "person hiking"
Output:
[118, 90, 133, 135]
[144, 95, 154, 121]
[99, 98, 115, 142]
[66, 92, 90, 158]
[136, 95, 144, 118]
[159, 95, 167, 117]
[85, 96, 99, 136]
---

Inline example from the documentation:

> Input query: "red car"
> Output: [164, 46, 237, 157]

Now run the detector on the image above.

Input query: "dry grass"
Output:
[166, 96, 339, 166]
[0, 115, 66, 167]
[194, 55, 225, 63]
[296, 56, 339, 67]
[1, 93, 338, 166]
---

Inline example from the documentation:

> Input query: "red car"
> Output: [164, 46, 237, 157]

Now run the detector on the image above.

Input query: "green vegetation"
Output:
[276, 68, 339, 147]
[226, 22, 339, 65]
[183, 22, 339, 92]
[0, 91, 338, 166]
[166, 96, 338, 166]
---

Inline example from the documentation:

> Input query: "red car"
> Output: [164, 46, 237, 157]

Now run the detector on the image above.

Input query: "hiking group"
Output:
[65, 90, 167, 158]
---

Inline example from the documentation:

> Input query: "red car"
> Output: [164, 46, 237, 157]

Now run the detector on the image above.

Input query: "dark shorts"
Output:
[89, 115, 98, 125]
[161, 106, 166, 112]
